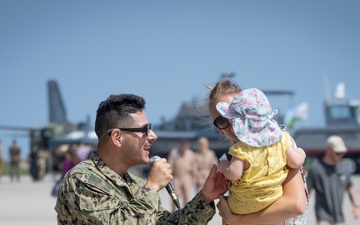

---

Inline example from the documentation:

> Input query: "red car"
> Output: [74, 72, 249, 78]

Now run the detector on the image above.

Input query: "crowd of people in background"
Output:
[0, 138, 92, 184]
[167, 137, 218, 211]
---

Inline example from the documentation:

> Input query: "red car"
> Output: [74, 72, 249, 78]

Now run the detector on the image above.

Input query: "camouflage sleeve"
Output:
[155, 192, 216, 225]
[55, 172, 164, 225]
[55, 168, 215, 224]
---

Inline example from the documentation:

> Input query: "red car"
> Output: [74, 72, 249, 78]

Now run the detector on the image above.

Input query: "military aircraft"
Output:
[0, 80, 90, 180]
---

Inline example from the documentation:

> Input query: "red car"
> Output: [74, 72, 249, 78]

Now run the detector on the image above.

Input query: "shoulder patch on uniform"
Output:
[88, 174, 112, 193]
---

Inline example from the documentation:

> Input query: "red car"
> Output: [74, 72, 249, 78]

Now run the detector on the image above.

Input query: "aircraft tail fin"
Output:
[47, 80, 67, 124]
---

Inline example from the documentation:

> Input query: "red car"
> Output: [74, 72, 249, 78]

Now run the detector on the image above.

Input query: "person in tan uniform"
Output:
[195, 137, 218, 192]
[167, 139, 197, 211]
[37, 148, 49, 181]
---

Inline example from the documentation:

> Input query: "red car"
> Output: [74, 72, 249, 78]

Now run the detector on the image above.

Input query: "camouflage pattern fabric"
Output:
[55, 151, 215, 224]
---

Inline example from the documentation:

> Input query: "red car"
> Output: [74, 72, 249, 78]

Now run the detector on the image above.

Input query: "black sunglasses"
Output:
[335, 152, 345, 156]
[108, 123, 152, 136]
[213, 116, 230, 129]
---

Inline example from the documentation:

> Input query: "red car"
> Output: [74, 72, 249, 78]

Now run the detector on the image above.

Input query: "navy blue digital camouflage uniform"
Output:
[55, 151, 215, 225]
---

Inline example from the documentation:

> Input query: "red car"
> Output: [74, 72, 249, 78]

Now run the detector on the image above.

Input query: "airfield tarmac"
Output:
[0, 174, 359, 225]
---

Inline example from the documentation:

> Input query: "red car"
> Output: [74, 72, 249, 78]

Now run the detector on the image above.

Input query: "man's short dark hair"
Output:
[95, 94, 146, 139]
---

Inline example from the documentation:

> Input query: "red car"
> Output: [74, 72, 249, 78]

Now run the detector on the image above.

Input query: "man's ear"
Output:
[111, 129, 122, 145]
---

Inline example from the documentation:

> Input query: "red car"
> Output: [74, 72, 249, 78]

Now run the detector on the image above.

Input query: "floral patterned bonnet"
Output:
[216, 88, 283, 147]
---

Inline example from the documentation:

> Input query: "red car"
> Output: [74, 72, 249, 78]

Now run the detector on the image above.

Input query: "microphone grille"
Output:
[149, 156, 161, 167]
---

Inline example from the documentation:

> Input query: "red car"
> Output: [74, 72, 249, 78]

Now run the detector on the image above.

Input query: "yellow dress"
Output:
[228, 131, 292, 214]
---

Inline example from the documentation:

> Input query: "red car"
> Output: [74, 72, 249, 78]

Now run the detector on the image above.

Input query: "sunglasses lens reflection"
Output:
[214, 116, 230, 129]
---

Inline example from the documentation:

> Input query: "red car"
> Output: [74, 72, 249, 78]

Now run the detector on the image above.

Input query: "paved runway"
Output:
[0, 174, 359, 225]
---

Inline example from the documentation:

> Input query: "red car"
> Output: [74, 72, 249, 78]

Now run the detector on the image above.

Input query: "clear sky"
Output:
[1, 1, 360, 161]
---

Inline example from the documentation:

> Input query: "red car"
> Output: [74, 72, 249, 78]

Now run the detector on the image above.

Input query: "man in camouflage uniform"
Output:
[9, 139, 21, 182]
[0, 139, 4, 182]
[55, 94, 229, 224]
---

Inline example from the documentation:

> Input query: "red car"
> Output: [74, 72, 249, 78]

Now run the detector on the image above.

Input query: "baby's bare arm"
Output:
[218, 156, 244, 181]
[286, 145, 306, 168]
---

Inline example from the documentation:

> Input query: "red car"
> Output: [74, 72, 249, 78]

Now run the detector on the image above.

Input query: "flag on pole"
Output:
[285, 102, 309, 129]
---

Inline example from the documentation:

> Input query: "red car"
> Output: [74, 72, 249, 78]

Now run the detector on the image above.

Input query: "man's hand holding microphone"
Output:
[147, 156, 181, 209]
[145, 156, 173, 192]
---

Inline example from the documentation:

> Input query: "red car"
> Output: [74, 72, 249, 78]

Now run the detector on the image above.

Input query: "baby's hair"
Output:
[208, 79, 241, 104]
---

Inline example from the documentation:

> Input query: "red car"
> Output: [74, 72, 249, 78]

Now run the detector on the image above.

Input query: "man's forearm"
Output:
[348, 186, 359, 208]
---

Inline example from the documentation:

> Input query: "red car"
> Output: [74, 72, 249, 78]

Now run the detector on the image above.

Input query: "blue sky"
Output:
[1, 1, 360, 161]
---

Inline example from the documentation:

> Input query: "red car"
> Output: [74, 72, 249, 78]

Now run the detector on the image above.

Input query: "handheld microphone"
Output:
[149, 156, 181, 209]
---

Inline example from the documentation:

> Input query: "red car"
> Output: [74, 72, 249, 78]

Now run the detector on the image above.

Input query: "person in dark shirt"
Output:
[307, 135, 360, 225]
